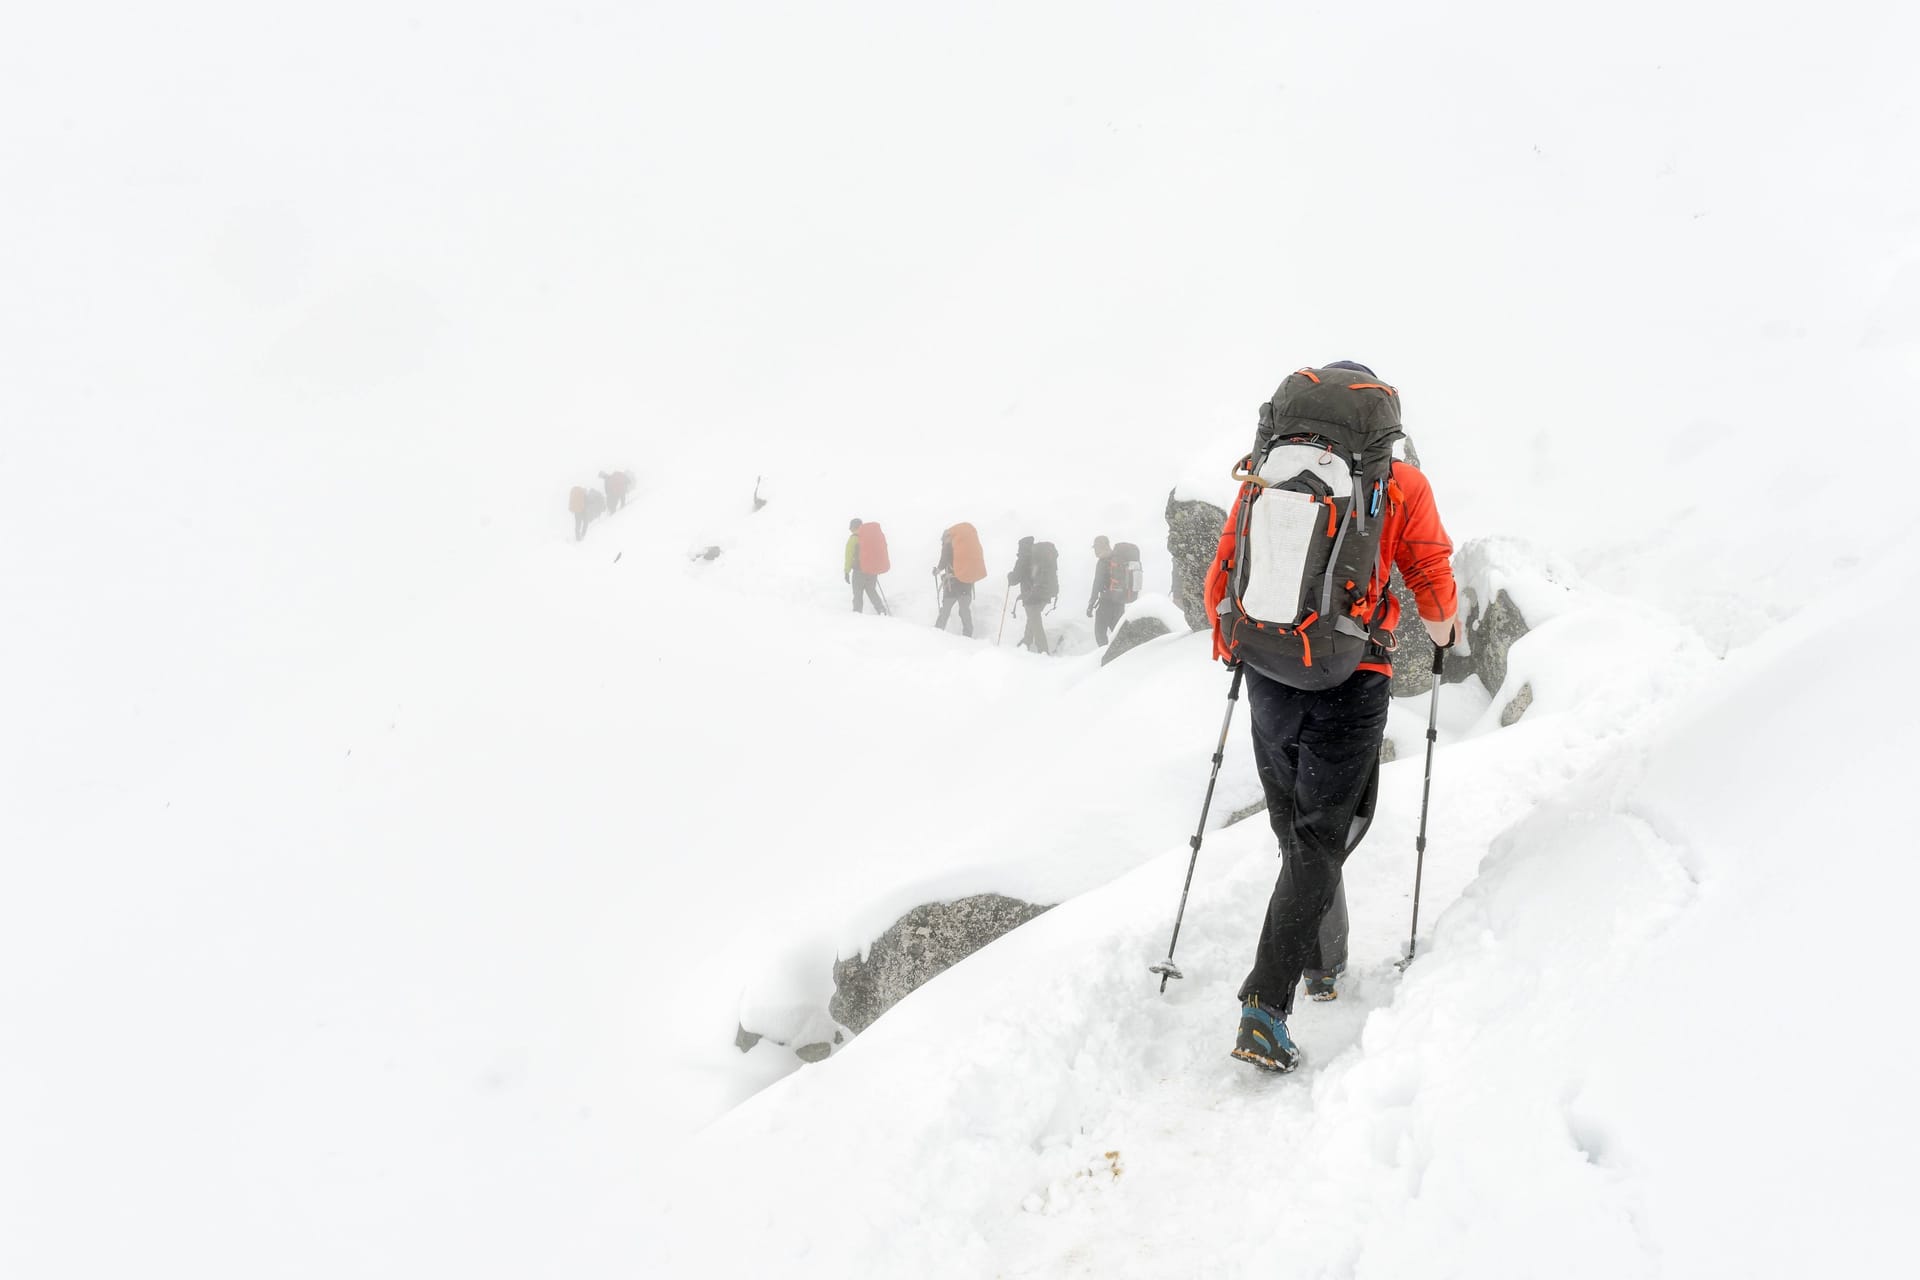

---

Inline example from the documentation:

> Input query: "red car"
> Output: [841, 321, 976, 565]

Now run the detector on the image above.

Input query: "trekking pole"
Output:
[1399, 640, 1449, 970]
[996, 588, 1012, 645]
[1150, 665, 1246, 993]
[876, 582, 891, 616]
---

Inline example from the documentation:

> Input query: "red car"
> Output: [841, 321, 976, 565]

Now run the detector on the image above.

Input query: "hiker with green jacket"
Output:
[845, 518, 889, 614]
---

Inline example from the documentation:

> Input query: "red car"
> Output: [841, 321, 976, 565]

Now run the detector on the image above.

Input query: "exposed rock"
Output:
[734, 1023, 846, 1064]
[1101, 616, 1172, 665]
[1386, 576, 1474, 698]
[831, 894, 1052, 1034]
[1379, 737, 1398, 764]
[1165, 490, 1228, 632]
[690, 545, 722, 562]
[1466, 587, 1530, 697]
[1500, 682, 1534, 727]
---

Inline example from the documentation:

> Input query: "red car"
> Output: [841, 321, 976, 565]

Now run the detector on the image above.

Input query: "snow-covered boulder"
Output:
[830, 895, 1052, 1034]
[1101, 616, 1173, 666]
[1450, 536, 1583, 701]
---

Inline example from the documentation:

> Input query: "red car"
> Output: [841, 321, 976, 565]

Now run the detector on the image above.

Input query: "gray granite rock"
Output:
[831, 894, 1052, 1034]
[1101, 616, 1172, 666]
[1386, 568, 1479, 697]
[1500, 682, 1534, 727]
[1466, 587, 1530, 697]
[734, 1023, 845, 1064]
[1166, 490, 1228, 632]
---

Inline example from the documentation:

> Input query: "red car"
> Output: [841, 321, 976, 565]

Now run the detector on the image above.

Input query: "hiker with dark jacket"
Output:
[1209, 361, 1459, 1074]
[1086, 535, 1125, 645]
[599, 469, 629, 512]
[1007, 536, 1055, 653]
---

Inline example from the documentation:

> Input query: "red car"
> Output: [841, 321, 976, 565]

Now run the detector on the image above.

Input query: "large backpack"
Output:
[1029, 541, 1060, 603]
[1217, 367, 1405, 690]
[945, 522, 987, 584]
[857, 522, 891, 575]
[1108, 541, 1143, 604]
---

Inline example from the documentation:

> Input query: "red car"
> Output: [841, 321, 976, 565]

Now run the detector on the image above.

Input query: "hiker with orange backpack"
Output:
[844, 518, 890, 614]
[934, 522, 987, 637]
[1204, 361, 1458, 1075]
[568, 486, 590, 540]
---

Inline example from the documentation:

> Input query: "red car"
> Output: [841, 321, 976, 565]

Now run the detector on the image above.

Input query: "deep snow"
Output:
[5, 1, 1920, 1277]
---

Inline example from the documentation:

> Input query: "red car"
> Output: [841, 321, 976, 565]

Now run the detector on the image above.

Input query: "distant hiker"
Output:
[569, 485, 590, 540]
[1085, 536, 1140, 645]
[584, 488, 607, 525]
[752, 476, 767, 513]
[599, 469, 629, 512]
[844, 517, 890, 614]
[934, 522, 987, 638]
[1007, 536, 1059, 653]
[1208, 361, 1458, 1074]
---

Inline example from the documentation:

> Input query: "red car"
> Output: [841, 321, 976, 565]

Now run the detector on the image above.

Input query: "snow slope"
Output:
[5, 1, 1920, 1277]
[655, 535, 1920, 1276]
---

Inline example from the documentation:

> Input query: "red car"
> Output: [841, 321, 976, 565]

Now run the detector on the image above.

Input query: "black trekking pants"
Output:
[1019, 594, 1049, 652]
[1093, 597, 1124, 646]
[1238, 666, 1389, 1016]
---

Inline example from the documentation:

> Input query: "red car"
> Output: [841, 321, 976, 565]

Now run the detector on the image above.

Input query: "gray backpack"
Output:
[1219, 367, 1405, 689]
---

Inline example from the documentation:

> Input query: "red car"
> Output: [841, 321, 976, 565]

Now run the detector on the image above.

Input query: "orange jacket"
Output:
[1204, 459, 1457, 676]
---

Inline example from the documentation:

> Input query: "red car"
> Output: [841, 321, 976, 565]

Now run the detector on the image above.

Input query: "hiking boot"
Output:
[1229, 995, 1301, 1073]
[1303, 966, 1344, 1002]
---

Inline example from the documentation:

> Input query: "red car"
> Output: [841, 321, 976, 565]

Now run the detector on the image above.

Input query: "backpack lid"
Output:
[1259, 366, 1404, 469]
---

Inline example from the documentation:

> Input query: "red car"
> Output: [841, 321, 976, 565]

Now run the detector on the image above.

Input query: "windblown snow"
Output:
[4, 2, 1918, 1278]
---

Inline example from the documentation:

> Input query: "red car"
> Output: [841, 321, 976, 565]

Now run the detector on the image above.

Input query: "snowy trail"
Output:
[651, 571, 1731, 1278]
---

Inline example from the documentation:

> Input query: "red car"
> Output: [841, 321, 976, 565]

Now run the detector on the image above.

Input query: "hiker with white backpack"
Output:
[1086, 536, 1143, 646]
[1201, 361, 1459, 1074]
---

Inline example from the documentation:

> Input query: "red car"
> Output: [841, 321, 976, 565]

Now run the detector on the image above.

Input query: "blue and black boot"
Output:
[1230, 994, 1301, 1073]
[1304, 965, 1345, 1002]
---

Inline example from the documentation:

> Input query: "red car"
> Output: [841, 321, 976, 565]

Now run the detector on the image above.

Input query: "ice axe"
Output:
[1150, 665, 1245, 993]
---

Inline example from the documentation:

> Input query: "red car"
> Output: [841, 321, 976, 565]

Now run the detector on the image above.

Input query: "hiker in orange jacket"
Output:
[1207, 360, 1458, 1072]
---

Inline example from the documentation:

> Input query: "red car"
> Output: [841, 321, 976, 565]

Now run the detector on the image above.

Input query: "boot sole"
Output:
[1230, 1045, 1300, 1074]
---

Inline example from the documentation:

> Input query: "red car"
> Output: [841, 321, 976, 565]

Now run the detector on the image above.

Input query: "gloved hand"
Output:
[1085, 605, 1094, 618]
[1423, 614, 1459, 648]
[844, 572, 851, 584]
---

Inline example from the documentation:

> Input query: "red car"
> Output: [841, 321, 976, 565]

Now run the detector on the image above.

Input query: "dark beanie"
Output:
[1323, 359, 1377, 377]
